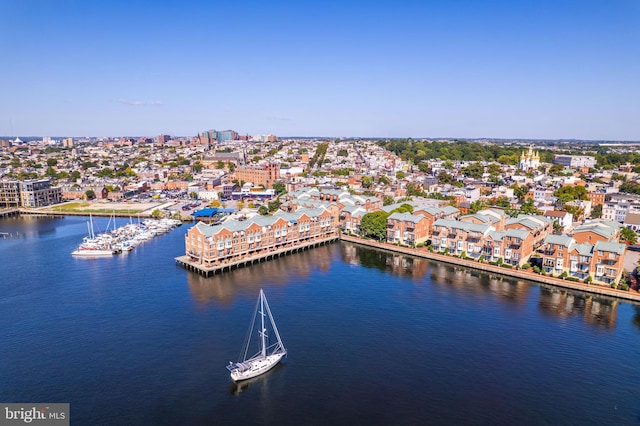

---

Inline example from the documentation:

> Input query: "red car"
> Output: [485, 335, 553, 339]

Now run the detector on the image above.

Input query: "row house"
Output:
[460, 209, 506, 231]
[340, 206, 367, 234]
[543, 210, 573, 232]
[484, 228, 533, 266]
[431, 216, 535, 267]
[431, 218, 493, 259]
[571, 220, 620, 245]
[413, 205, 460, 237]
[185, 207, 337, 266]
[386, 212, 430, 246]
[539, 235, 625, 285]
[505, 214, 553, 248]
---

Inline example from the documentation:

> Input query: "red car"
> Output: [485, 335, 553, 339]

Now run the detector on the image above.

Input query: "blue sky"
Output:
[2, 0, 639, 140]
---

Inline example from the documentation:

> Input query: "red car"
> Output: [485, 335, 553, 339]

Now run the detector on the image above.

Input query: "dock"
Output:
[176, 235, 338, 276]
[0, 209, 19, 218]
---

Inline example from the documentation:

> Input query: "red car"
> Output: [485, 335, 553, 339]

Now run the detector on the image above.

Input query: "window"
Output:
[494, 247, 501, 257]
[555, 259, 563, 269]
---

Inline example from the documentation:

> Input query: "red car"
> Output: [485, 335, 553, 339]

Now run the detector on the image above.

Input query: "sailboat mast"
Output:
[260, 289, 266, 358]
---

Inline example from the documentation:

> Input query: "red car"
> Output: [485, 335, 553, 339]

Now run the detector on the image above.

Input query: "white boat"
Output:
[71, 246, 114, 257]
[72, 214, 115, 257]
[227, 289, 287, 382]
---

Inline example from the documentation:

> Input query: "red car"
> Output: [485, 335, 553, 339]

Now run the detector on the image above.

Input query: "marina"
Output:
[2, 216, 640, 424]
[72, 215, 182, 257]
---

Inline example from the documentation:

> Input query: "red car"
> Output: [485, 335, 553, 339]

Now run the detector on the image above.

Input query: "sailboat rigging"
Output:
[227, 289, 287, 381]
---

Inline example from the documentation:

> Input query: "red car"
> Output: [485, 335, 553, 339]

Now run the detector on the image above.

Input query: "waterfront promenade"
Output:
[340, 234, 640, 304]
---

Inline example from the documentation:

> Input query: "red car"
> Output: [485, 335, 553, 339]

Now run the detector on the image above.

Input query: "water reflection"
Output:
[186, 244, 336, 304]
[0, 215, 63, 239]
[538, 287, 618, 329]
[341, 242, 619, 329]
[340, 243, 429, 279]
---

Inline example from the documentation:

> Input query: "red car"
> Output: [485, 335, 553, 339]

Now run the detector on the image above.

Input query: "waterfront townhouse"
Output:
[483, 228, 533, 266]
[460, 209, 507, 231]
[386, 212, 430, 246]
[505, 214, 553, 248]
[539, 234, 626, 285]
[571, 220, 620, 245]
[340, 205, 367, 233]
[431, 218, 493, 258]
[412, 205, 460, 237]
[185, 207, 338, 266]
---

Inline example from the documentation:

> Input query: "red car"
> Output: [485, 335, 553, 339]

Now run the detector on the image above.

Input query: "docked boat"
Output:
[227, 289, 287, 382]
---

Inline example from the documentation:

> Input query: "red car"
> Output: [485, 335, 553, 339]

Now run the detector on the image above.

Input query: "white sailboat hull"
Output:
[71, 248, 114, 257]
[230, 352, 286, 382]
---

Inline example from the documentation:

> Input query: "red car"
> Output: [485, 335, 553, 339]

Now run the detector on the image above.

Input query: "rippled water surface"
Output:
[1, 216, 640, 425]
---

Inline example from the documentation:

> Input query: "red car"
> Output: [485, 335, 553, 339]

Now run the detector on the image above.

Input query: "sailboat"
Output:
[71, 213, 115, 257]
[227, 289, 287, 382]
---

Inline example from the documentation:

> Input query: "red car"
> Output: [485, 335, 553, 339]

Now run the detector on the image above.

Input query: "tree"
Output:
[383, 195, 395, 206]
[621, 227, 638, 245]
[46, 158, 58, 167]
[360, 211, 390, 240]
[85, 189, 96, 200]
[237, 201, 245, 209]
[273, 181, 286, 194]
[361, 176, 374, 189]
[337, 149, 348, 157]
[70, 170, 81, 180]
[395, 171, 405, 179]
[591, 204, 603, 219]
[258, 205, 269, 215]
[151, 209, 162, 218]
[438, 171, 453, 184]
[189, 192, 198, 199]
[379, 175, 390, 185]
[520, 199, 542, 215]
[216, 160, 225, 169]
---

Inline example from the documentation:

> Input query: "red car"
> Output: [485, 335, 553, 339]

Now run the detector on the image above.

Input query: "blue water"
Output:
[1, 216, 640, 425]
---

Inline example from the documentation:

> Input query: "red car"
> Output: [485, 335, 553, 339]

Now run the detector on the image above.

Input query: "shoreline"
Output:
[340, 234, 640, 305]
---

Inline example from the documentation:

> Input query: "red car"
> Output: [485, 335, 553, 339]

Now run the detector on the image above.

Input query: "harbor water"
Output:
[1, 215, 640, 425]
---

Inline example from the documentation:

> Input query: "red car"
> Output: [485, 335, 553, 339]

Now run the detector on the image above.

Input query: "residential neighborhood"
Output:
[1, 134, 639, 289]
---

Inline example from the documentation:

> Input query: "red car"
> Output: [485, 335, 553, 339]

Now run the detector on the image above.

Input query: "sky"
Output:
[1, 0, 639, 140]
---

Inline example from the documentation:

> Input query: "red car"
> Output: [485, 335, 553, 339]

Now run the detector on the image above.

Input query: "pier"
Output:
[0, 209, 19, 218]
[176, 235, 338, 276]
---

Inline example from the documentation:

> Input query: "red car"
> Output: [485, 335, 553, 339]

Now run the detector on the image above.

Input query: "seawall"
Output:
[340, 234, 640, 304]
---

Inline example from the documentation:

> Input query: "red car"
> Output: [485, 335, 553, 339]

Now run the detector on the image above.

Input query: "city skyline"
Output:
[2, 0, 639, 140]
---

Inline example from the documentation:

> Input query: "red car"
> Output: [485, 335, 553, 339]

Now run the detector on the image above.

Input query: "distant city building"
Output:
[554, 155, 596, 169]
[62, 137, 74, 148]
[20, 178, 63, 207]
[234, 163, 280, 188]
[0, 179, 21, 208]
[157, 134, 171, 145]
[518, 145, 540, 171]
[1, 178, 63, 208]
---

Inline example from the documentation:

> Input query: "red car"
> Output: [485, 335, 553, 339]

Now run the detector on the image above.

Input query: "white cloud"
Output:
[117, 99, 163, 106]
